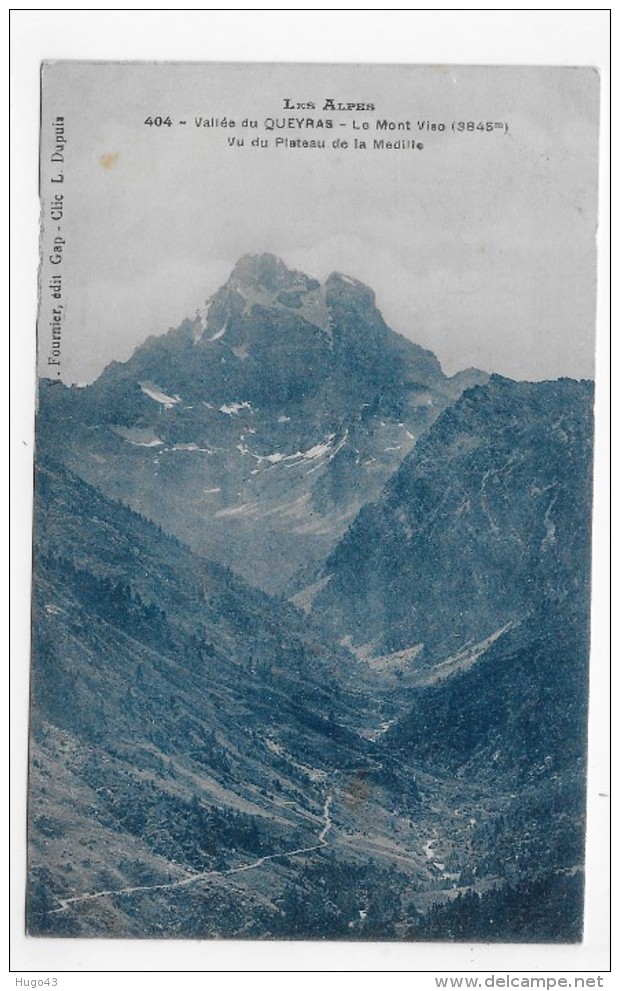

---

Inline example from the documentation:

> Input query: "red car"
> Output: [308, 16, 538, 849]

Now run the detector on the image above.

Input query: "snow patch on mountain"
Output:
[140, 382, 181, 408]
[255, 433, 346, 471]
[171, 442, 210, 453]
[219, 401, 253, 416]
[303, 440, 334, 460]
[112, 426, 164, 447]
[208, 322, 228, 342]
[194, 299, 212, 337]
[193, 300, 228, 343]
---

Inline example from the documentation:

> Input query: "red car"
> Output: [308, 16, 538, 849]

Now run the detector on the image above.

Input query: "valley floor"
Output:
[27, 715, 584, 941]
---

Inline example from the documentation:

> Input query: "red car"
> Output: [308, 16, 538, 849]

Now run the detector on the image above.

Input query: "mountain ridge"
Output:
[306, 373, 593, 663]
[36, 254, 489, 593]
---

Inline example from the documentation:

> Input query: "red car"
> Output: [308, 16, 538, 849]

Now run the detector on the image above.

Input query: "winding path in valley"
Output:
[48, 795, 334, 915]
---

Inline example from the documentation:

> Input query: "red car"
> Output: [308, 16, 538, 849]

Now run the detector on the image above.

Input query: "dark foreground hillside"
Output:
[28, 452, 590, 940]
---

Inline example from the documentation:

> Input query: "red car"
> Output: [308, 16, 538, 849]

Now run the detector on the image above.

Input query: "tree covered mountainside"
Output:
[29, 459, 392, 936]
[29, 256, 594, 941]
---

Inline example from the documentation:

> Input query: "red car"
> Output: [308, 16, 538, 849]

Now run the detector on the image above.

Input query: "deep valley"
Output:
[28, 255, 593, 941]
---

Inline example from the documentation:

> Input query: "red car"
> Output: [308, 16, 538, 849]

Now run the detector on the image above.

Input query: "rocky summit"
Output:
[36, 254, 487, 593]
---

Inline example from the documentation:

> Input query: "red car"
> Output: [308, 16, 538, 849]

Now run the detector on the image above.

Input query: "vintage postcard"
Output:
[29, 61, 599, 943]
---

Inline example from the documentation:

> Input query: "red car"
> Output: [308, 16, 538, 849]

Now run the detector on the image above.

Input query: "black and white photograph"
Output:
[10, 13, 610, 975]
[27, 58, 601, 946]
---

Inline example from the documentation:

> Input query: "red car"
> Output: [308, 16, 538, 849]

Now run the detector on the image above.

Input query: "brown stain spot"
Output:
[100, 153, 119, 170]
[344, 773, 371, 808]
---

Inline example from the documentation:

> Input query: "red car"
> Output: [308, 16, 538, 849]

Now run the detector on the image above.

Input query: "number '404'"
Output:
[144, 116, 173, 127]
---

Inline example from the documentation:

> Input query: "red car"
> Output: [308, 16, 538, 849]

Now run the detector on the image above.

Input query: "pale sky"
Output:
[39, 62, 600, 384]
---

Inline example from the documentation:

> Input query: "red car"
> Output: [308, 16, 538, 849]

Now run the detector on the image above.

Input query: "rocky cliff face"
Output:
[310, 375, 594, 664]
[36, 254, 487, 593]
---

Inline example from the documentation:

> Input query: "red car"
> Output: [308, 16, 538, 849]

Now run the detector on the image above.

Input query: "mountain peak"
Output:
[325, 270, 376, 308]
[228, 253, 318, 294]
